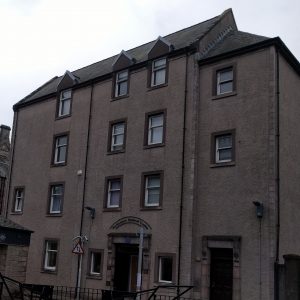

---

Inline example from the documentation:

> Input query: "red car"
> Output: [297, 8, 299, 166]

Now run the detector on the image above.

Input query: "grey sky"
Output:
[1, 0, 299, 128]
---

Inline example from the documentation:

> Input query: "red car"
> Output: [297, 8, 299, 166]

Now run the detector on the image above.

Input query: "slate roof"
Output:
[15, 9, 273, 108]
[202, 30, 269, 59]
[0, 216, 33, 232]
[16, 12, 223, 106]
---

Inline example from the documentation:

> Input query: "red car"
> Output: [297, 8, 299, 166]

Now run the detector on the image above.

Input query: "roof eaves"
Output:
[198, 37, 300, 76]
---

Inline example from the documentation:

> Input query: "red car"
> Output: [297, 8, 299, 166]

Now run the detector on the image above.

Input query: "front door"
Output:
[114, 244, 139, 292]
[210, 248, 233, 300]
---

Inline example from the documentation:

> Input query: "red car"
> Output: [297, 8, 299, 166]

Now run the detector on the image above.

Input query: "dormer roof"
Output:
[57, 70, 79, 91]
[112, 50, 135, 71]
[147, 36, 174, 59]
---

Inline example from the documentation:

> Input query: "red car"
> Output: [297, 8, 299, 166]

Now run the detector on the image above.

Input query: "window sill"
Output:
[212, 91, 237, 100]
[46, 213, 63, 217]
[111, 95, 129, 101]
[103, 208, 121, 212]
[107, 150, 125, 155]
[147, 83, 168, 91]
[210, 161, 235, 168]
[51, 162, 67, 168]
[87, 274, 103, 280]
[143, 143, 165, 150]
[154, 281, 174, 286]
[41, 269, 57, 275]
[140, 207, 162, 211]
[55, 114, 71, 121]
[10, 211, 23, 215]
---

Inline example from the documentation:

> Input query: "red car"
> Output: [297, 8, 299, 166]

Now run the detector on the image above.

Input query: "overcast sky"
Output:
[1, 0, 299, 128]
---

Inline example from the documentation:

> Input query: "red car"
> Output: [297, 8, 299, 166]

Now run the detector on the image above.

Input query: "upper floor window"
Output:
[115, 70, 129, 97]
[105, 177, 122, 209]
[151, 58, 167, 87]
[49, 184, 64, 214]
[212, 130, 235, 165]
[43, 239, 59, 272]
[109, 121, 126, 153]
[143, 172, 163, 208]
[53, 134, 68, 165]
[145, 112, 165, 147]
[58, 89, 72, 117]
[13, 187, 24, 213]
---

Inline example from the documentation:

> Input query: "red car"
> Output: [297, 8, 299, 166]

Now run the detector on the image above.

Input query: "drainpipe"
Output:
[5, 111, 18, 217]
[75, 84, 94, 293]
[177, 49, 189, 295]
[274, 48, 281, 300]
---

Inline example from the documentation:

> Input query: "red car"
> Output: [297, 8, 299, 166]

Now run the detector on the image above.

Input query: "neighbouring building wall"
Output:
[0, 125, 11, 215]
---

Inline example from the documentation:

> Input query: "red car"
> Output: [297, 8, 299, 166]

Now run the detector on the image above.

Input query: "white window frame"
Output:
[14, 188, 24, 212]
[107, 178, 121, 208]
[54, 135, 68, 164]
[144, 174, 160, 207]
[49, 184, 63, 214]
[158, 256, 173, 283]
[44, 240, 58, 271]
[148, 113, 164, 145]
[115, 70, 128, 97]
[111, 122, 125, 152]
[90, 251, 102, 275]
[217, 68, 233, 95]
[215, 134, 233, 163]
[151, 58, 167, 87]
[58, 89, 72, 117]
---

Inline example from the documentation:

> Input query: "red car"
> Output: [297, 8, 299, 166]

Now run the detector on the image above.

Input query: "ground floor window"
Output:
[155, 253, 175, 284]
[88, 249, 103, 277]
[43, 239, 59, 272]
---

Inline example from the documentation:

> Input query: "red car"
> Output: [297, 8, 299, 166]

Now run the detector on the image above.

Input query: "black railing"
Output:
[0, 273, 193, 300]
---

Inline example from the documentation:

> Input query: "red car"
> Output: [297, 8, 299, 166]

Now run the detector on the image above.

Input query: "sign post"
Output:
[73, 235, 87, 300]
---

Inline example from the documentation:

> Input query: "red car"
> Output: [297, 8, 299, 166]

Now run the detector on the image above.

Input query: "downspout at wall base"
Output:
[5, 111, 18, 217]
[177, 49, 189, 294]
[75, 84, 94, 292]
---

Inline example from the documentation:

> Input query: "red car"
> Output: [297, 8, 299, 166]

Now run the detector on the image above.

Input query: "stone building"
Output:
[4, 9, 300, 300]
[0, 125, 10, 214]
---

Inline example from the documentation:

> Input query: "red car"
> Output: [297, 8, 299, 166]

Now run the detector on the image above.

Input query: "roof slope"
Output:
[202, 30, 269, 59]
[17, 13, 222, 106]
[0, 216, 33, 232]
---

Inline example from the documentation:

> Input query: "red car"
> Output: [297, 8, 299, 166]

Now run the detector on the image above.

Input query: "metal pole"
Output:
[136, 227, 144, 293]
[76, 252, 83, 300]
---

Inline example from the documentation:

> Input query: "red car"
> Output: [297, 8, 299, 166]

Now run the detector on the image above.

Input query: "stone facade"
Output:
[4, 9, 300, 300]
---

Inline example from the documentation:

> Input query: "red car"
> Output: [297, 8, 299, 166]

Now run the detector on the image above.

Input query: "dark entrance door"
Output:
[114, 244, 139, 292]
[210, 248, 233, 300]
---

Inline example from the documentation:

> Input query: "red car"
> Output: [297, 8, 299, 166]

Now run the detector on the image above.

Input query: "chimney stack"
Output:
[0, 125, 11, 148]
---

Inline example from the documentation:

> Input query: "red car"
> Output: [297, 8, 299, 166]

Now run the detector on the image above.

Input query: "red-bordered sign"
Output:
[72, 241, 84, 254]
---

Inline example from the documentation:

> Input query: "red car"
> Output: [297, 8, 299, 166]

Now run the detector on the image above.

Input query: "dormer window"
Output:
[58, 89, 72, 117]
[151, 58, 167, 87]
[115, 70, 129, 97]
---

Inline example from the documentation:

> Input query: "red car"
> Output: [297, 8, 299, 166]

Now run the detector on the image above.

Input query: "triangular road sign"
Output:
[72, 241, 84, 254]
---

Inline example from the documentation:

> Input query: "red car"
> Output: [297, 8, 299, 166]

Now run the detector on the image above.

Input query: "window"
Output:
[105, 177, 122, 208]
[43, 240, 59, 272]
[58, 89, 71, 117]
[143, 172, 163, 207]
[53, 134, 68, 165]
[216, 67, 234, 95]
[151, 58, 167, 86]
[13, 187, 24, 213]
[115, 70, 128, 97]
[145, 112, 165, 146]
[109, 121, 126, 152]
[155, 253, 175, 284]
[212, 130, 235, 165]
[49, 184, 64, 214]
[88, 249, 103, 277]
